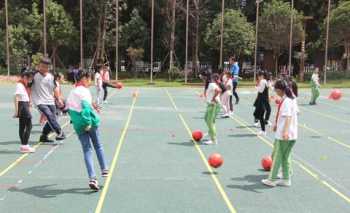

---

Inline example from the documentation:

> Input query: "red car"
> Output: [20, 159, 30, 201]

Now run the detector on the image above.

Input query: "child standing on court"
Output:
[203, 73, 222, 145]
[94, 68, 103, 106]
[310, 68, 320, 105]
[14, 72, 35, 153]
[66, 70, 109, 191]
[220, 71, 233, 118]
[253, 71, 269, 136]
[262, 80, 298, 187]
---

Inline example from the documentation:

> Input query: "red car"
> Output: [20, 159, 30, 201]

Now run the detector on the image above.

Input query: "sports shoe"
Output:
[56, 132, 66, 141]
[39, 135, 54, 143]
[265, 121, 272, 126]
[103, 100, 108, 104]
[229, 111, 234, 116]
[277, 179, 291, 187]
[261, 179, 278, 187]
[102, 170, 109, 177]
[203, 140, 214, 145]
[89, 179, 100, 191]
[254, 122, 260, 127]
[277, 172, 283, 179]
[20, 145, 35, 153]
[257, 131, 267, 136]
[221, 114, 230, 118]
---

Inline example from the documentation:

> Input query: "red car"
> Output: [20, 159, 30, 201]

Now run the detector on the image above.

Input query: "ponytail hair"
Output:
[274, 79, 294, 99]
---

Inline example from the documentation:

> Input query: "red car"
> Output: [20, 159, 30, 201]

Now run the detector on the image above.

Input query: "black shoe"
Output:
[39, 135, 54, 143]
[56, 132, 66, 141]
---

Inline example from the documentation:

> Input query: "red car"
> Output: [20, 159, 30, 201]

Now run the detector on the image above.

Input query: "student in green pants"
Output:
[203, 73, 222, 145]
[310, 68, 320, 105]
[262, 80, 299, 187]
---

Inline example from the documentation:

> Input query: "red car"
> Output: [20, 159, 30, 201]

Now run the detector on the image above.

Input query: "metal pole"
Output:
[185, 0, 189, 84]
[254, 0, 262, 82]
[115, 0, 119, 80]
[80, 0, 84, 69]
[219, 0, 225, 69]
[43, 0, 47, 56]
[169, 0, 176, 74]
[5, 0, 10, 76]
[150, 0, 154, 84]
[324, 0, 331, 84]
[288, 0, 294, 76]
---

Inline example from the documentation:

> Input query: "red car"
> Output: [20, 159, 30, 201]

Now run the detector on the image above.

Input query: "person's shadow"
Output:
[227, 174, 272, 193]
[8, 184, 97, 198]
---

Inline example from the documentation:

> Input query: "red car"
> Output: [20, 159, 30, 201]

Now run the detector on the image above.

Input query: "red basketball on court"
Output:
[261, 156, 272, 171]
[115, 82, 123, 89]
[208, 153, 223, 168]
[329, 89, 342, 101]
[192, 130, 203, 142]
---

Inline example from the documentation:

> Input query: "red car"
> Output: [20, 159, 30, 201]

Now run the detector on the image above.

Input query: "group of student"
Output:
[201, 57, 299, 187]
[14, 57, 113, 191]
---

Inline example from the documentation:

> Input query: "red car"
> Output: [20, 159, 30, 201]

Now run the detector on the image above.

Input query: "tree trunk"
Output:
[95, 2, 107, 65]
[169, 0, 176, 80]
[52, 46, 57, 74]
[346, 41, 350, 72]
[274, 52, 279, 77]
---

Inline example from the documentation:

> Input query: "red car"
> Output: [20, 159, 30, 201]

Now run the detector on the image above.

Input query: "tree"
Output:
[204, 9, 255, 62]
[259, 0, 304, 75]
[328, 0, 350, 71]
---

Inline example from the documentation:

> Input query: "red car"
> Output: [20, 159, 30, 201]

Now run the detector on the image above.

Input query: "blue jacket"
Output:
[230, 63, 240, 82]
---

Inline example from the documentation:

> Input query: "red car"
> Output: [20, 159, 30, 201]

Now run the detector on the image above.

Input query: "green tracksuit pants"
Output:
[269, 139, 296, 180]
[310, 83, 320, 104]
[204, 103, 220, 141]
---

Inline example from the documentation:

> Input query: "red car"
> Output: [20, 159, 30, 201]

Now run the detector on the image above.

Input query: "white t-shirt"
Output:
[256, 79, 268, 93]
[66, 86, 92, 113]
[206, 83, 220, 104]
[275, 97, 298, 140]
[95, 73, 103, 89]
[15, 83, 30, 102]
[311, 73, 320, 86]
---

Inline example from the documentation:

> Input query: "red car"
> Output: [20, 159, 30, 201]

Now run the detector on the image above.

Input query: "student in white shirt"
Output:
[94, 69, 103, 106]
[310, 68, 320, 105]
[203, 73, 222, 145]
[220, 71, 233, 118]
[262, 79, 298, 187]
[14, 72, 35, 153]
[253, 71, 269, 136]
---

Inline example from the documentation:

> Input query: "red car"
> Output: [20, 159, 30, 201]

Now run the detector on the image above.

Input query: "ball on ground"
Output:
[261, 155, 272, 171]
[115, 82, 123, 89]
[208, 153, 223, 168]
[329, 89, 342, 101]
[192, 130, 203, 142]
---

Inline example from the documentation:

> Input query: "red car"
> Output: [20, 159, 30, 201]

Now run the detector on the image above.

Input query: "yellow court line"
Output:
[230, 114, 350, 205]
[95, 89, 138, 213]
[165, 89, 237, 213]
[0, 120, 70, 177]
[300, 106, 350, 125]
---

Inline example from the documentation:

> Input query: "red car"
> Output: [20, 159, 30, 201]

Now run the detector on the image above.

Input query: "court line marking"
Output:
[230, 114, 350, 204]
[94, 89, 138, 213]
[0, 120, 70, 177]
[165, 89, 237, 213]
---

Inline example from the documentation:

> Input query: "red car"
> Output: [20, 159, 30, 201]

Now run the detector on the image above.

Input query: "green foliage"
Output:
[328, 1, 350, 47]
[204, 9, 255, 57]
[258, 0, 304, 56]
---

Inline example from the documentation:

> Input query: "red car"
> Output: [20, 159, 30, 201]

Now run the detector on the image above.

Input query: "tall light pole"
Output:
[5, 0, 10, 76]
[150, 0, 154, 84]
[288, 0, 294, 76]
[184, 0, 189, 84]
[324, 0, 331, 84]
[254, 0, 263, 82]
[43, 0, 47, 56]
[219, 0, 225, 69]
[80, 0, 84, 69]
[115, 0, 119, 80]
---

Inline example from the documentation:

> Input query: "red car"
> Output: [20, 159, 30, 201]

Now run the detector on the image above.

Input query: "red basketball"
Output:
[329, 89, 342, 101]
[208, 153, 223, 168]
[115, 82, 123, 89]
[261, 156, 273, 171]
[192, 130, 203, 142]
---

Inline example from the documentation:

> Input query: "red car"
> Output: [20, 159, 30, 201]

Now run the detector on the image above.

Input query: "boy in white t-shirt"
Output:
[220, 71, 233, 118]
[203, 73, 222, 145]
[94, 69, 103, 106]
[14, 72, 35, 153]
[262, 80, 298, 187]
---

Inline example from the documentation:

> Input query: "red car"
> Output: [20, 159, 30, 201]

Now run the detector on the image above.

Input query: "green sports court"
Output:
[1, 84, 350, 213]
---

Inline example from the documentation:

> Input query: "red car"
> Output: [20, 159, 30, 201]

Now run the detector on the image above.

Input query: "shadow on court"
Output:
[8, 184, 97, 198]
[227, 174, 271, 193]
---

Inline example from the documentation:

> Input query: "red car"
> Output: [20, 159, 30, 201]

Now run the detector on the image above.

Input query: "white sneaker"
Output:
[229, 111, 234, 116]
[254, 122, 260, 127]
[266, 121, 272, 126]
[277, 179, 291, 187]
[221, 114, 230, 118]
[103, 100, 108, 104]
[203, 140, 214, 145]
[261, 179, 278, 187]
[20, 145, 35, 153]
[277, 172, 283, 179]
[257, 131, 267, 136]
